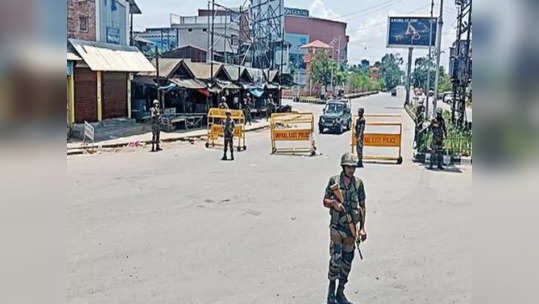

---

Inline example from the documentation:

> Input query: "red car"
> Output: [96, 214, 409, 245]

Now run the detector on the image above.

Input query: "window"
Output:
[80, 16, 88, 32]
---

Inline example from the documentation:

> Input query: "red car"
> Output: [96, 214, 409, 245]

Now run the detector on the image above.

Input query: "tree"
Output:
[379, 53, 404, 90]
[437, 66, 452, 93]
[310, 51, 337, 89]
[411, 56, 436, 90]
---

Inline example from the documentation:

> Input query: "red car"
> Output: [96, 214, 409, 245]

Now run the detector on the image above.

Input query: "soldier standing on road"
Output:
[244, 94, 253, 126]
[221, 110, 235, 161]
[428, 107, 447, 169]
[266, 94, 275, 121]
[323, 153, 367, 304]
[150, 99, 162, 152]
[414, 99, 425, 148]
[218, 96, 229, 109]
[354, 108, 366, 167]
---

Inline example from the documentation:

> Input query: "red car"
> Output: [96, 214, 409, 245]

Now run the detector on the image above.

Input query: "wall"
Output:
[67, 0, 97, 41]
[285, 16, 348, 63]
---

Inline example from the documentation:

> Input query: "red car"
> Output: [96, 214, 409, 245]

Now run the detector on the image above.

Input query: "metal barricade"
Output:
[206, 108, 246, 151]
[351, 113, 403, 164]
[270, 111, 316, 155]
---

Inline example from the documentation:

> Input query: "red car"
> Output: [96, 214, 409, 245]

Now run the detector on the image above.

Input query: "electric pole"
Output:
[432, 0, 444, 116]
[425, 0, 435, 120]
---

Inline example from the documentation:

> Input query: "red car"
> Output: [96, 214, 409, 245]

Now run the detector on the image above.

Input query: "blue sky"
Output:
[134, 0, 458, 68]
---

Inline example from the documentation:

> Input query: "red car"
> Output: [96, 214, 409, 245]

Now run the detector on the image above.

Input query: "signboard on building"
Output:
[284, 7, 309, 17]
[106, 27, 121, 44]
[387, 16, 437, 48]
[285, 33, 309, 70]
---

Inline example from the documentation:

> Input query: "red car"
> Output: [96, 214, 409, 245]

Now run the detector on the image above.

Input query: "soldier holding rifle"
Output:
[322, 153, 367, 304]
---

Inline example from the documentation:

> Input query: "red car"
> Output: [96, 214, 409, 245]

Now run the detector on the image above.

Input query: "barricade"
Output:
[206, 108, 246, 151]
[351, 113, 403, 164]
[270, 112, 316, 155]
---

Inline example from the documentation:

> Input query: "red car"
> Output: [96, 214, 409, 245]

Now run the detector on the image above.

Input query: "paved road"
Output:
[68, 92, 472, 304]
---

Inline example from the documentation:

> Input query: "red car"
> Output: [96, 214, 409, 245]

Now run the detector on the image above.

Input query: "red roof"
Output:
[300, 40, 331, 49]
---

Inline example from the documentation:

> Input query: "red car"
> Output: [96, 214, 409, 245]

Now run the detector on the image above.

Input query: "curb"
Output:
[67, 124, 270, 153]
[413, 152, 472, 166]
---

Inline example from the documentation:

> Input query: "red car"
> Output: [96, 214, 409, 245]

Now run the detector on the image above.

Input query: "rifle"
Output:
[330, 183, 364, 260]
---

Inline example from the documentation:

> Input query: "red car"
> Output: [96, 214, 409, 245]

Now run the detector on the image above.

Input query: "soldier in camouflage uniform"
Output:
[218, 96, 229, 109]
[354, 108, 366, 167]
[414, 99, 425, 148]
[221, 110, 235, 161]
[429, 107, 447, 169]
[323, 153, 367, 304]
[150, 99, 161, 152]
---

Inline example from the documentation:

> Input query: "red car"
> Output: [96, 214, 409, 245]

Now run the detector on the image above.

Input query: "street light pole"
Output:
[425, 0, 435, 120]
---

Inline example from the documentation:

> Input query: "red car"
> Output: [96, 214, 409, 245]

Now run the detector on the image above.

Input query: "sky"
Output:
[133, 0, 459, 69]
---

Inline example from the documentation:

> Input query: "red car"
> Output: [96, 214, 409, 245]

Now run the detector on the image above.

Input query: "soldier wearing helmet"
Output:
[428, 107, 447, 169]
[354, 108, 366, 167]
[150, 99, 162, 152]
[221, 109, 235, 160]
[322, 153, 367, 304]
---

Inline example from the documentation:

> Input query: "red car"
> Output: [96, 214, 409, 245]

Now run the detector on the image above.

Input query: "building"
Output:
[66, 0, 154, 127]
[161, 45, 208, 62]
[134, 27, 179, 54]
[301, 40, 331, 94]
[170, 10, 241, 64]
[283, 7, 348, 86]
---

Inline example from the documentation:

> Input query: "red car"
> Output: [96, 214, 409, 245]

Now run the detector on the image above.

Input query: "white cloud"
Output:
[309, 0, 344, 21]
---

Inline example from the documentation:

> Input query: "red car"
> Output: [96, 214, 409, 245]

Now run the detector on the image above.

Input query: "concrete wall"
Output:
[67, 0, 97, 41]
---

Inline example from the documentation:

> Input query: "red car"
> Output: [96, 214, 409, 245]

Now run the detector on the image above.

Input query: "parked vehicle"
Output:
[391, 88, 397, 96]
[318, 100, 352, 134]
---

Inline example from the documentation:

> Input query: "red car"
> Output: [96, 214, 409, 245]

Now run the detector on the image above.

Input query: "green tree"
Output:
[411, 57, 436, 90]
[310, 51, 337, 89]
[437, 66, 452, 93]
[379, 53, 404, 90]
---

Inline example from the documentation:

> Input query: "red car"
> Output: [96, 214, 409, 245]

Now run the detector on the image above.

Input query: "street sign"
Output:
[83, 121, 94, 142]
[387, 16, 437, 48]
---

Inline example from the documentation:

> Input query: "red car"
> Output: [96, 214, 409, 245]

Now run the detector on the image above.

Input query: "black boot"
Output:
[151, 143, 155, 152]
[336, 283, 353, 304]
[327, 281, 336, 304]
[221, 155, 227, 161]
[357, 160, 363, 168]
[156, 144, 162, 151]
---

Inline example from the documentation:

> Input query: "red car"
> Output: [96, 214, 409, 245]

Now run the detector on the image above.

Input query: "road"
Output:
[67, 92, 472, 304]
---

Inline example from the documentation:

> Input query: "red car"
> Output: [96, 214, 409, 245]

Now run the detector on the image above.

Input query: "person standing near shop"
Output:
[218, 96, 229, 109]
[150, 99, 162, 152]
[322, 153, 367, 304]
[354, 108, 366, 167]
[221, 110, 235, 161]
[245, 94, 253, 126]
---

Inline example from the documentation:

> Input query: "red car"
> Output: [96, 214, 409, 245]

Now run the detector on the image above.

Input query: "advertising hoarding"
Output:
[387, 16, 437, 48]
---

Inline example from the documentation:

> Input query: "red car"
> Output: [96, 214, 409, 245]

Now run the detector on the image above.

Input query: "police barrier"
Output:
[351, 113, 403, 164]
[270, 112, 316, 155]
[205, 108, 246, 151]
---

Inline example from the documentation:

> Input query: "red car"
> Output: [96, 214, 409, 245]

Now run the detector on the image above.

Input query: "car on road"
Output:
[391, 88, 397, 96]
[318, 100, 352, 134]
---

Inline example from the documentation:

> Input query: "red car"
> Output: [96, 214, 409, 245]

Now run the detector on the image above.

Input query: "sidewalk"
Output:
[67, 119, 270, 152]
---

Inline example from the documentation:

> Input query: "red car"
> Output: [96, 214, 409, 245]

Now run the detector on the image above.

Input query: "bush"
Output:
[419, 110, 472, 156]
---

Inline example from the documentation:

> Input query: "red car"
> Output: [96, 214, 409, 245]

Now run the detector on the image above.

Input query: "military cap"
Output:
[341, 152, 358, 167]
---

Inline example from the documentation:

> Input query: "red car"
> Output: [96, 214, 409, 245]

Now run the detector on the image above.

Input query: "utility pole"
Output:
[279, 2, 284, 104]
[210, 0, 215, 82]
[432, 0, 444, 116]
[155, 45, 161, 108]
[405, 47, 413, 105]
[425, 0, 435, 120]
[207, 1, 211, 62]
[224, 9, 227, 64]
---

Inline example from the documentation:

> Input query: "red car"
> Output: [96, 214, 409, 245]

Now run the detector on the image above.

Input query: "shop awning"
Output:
[239, 81, 255, 90]
[265, 83, 280, 89]
[216, 80, 241, 90]
[170, 78, 207, 89]
[68, 38, 155, 73]
[197, 88, 210, 97]
[249, 88, 265, 98]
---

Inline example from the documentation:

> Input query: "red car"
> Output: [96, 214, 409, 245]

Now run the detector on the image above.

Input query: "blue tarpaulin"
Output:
[249, 88, 264, 98]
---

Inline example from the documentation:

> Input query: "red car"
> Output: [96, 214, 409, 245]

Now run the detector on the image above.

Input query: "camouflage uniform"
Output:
[429, 108, 447, 169]
[354, 108, 366, 167]
[150, 100, 161, 152]
[221, 112, 235, 160]
[414, 101, 425, 147]
[323, 154, 366, 304]
[325, 173, 366, 285]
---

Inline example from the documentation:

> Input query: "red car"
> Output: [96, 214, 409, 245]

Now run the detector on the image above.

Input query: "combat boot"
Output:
[357, 160, 363, 168]
[327, 281, 336, 304]
[156, 145, 162, 151]
[336, 284, 353, 304]
[221, 155, 227, 161]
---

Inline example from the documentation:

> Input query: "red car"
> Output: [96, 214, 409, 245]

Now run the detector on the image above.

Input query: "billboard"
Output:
[285, 33, 309, 70]
[284, 7, 309, 17]
[387, 17, 437, 48]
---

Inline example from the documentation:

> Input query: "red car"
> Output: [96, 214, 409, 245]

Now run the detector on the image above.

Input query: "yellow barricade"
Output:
[351, 113, 403, 164]
[270, 111, 316, 155]
[206, 108, 246, 151]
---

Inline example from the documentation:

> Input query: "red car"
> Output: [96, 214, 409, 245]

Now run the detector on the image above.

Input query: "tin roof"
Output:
[138, 58, 183, 78]
[67, 51, 82, 61]
[68, 39, 155, 73]
[169, 78, 207, 89]
[182, 61, 222, 80]
[300, 40, 331, 49]
[222, 65, 244, 81]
